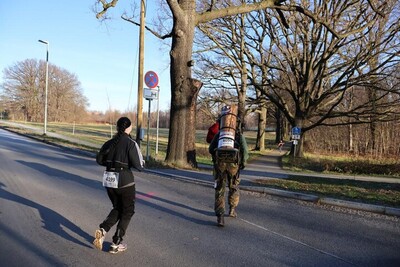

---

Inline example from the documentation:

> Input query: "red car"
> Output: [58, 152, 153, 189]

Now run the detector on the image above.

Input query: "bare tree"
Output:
[94, 0, 292, 167]
[196, 12, 251, 123]
[245, 1, 400, 156]
[1, 59, 88, 123]
[94, 0, 399, 163]
[1, 59, 41, 121]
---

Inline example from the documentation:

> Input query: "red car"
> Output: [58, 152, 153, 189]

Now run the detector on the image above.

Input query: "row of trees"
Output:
[193, 0, 400, 157]
[1, 55, 398, 158]
[95, 0, 304, 167]
[95, 0, 399, 165]
[1, 59, 88, 123]
[0, 57, 258, 130]
[2, 1, 399, 166]
[306, 121, 400, 158]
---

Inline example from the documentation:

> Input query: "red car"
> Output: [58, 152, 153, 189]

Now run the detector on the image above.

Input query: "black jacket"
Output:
[96, 133, 144, 188]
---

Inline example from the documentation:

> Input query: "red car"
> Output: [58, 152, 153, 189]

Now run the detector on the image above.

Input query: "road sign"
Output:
[144, 88, 159, 100]
[292, 134, 301, 140]
[144, 71, 159, 88]
[292, 126, 301, 135]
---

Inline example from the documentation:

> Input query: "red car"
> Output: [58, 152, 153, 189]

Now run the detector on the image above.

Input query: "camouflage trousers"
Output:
[213, 161, 240, 216]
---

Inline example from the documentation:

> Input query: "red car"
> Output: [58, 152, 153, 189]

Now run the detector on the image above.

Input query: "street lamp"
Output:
[38, 39, 49, 135]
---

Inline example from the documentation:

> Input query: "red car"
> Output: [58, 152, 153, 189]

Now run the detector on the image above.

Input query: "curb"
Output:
[146, 169, 400, 218]
[240, 186, 320, 202]
[319, 198, 400, 217]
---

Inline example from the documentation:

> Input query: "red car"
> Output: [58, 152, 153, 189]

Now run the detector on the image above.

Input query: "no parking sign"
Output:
[144, 71, 159, 89]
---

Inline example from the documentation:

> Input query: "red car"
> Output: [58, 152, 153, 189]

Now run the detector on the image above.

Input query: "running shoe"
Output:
[109, 243, 127, 254]
[93, 228, 106, 250]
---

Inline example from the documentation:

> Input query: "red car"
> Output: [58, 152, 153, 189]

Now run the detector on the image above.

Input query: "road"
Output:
[0, 128, 399, 267]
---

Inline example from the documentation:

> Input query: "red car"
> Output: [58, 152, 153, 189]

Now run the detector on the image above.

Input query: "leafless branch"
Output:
[96, 0, 119, 19]
[121, 15, 173, 39]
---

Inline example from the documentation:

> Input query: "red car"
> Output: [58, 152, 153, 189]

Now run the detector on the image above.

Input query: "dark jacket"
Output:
[96, 133, 144, 188]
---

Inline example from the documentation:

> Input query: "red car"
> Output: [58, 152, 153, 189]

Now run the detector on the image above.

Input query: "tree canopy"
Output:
[1, 59, 88, 122]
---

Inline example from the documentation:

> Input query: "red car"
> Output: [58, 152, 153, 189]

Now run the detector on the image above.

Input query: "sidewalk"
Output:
[1, 120, 399, 217]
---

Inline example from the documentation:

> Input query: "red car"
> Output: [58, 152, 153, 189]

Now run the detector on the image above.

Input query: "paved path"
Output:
[1, 120, 399, 217]
[244, 149, 400, 184]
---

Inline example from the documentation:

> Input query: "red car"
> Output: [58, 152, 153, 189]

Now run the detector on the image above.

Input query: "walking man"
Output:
[208, 105, 249, 227]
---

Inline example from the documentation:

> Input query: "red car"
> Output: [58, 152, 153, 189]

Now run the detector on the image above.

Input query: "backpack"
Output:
[206, 122, 219, 143]
[215, 130, 242, 164]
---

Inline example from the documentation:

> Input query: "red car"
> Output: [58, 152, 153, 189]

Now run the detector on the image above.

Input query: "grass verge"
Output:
[254, 175, 400, 208]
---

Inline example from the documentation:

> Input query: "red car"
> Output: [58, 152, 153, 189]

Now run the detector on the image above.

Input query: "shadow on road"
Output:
[0, 220, 64, 265]
[0, 182, 93, 248]
[17, 160, 102, 190]
[137, 191, 215, 226]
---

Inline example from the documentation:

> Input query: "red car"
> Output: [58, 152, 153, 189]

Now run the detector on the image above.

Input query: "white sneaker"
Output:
[109, 243, 127, 254]
[93, 228, 106, 250]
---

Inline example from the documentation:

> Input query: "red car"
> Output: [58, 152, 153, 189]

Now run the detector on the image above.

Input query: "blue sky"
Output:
[0, 0, 171, 112]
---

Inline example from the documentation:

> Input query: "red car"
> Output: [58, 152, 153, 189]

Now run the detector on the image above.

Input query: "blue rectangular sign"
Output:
[292, 127, 301, 135]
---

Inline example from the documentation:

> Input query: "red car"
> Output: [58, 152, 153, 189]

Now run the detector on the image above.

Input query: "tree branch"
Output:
[121, 15, 173, 39]
[196, 0, 276, 25]
[96, 0, 119, 19]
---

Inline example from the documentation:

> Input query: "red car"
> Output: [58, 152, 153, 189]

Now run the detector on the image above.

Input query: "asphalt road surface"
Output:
[0, 129, 399, 267]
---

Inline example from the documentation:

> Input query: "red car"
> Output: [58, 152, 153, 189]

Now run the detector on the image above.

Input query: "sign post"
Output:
[144, 71, 159, 160]
[156, 86, 160, 155]
[291, 127, 301, 158]
[146, 98, 151, 161]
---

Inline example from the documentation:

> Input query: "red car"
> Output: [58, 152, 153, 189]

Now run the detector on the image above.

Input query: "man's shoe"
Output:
[93, 228, 106, 250]
[109, 243, 127, 254]
[229, 208, 237, 218]
[217, 216, 224, 227]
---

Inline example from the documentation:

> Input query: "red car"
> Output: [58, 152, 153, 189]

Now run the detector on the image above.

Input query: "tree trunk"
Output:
[368, 83, 377, 155]
[256, 106, 267, 151]
[237, 72, 247, 129]
[165, 4, 202, 168]
[348, 124, 354, 152]
[275, 108, 283, 144]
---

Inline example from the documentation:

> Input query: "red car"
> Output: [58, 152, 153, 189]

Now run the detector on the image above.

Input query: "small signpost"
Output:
[144, 71, 160, 160]
[291, 126, 301, 139]
[291, 126, 301, 157]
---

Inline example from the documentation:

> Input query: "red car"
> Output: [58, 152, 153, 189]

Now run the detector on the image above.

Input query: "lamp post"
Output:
[38, 39, 49, 135]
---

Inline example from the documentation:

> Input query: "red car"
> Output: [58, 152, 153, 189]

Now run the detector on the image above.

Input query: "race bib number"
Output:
[102, 171, 119, 188]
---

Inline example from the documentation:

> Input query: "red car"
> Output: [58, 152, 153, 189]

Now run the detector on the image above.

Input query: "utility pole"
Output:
[136, 0, 146, 146]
